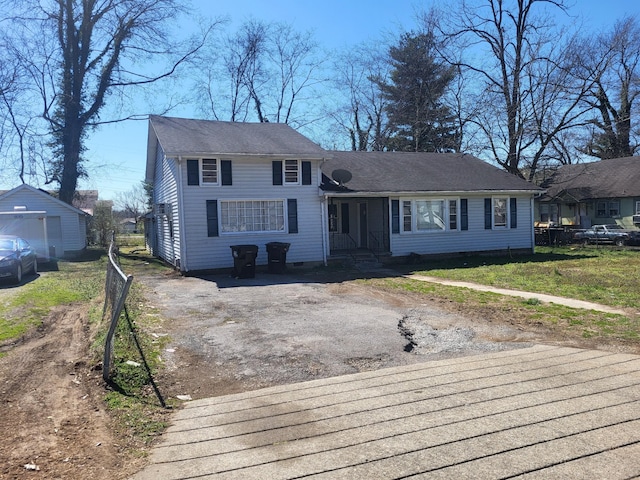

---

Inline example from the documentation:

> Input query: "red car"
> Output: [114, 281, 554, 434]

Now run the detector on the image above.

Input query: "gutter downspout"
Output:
[177, 156, 188, 272]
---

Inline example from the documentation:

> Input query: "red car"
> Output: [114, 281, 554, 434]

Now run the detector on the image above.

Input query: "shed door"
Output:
[47, 216, 63, 258]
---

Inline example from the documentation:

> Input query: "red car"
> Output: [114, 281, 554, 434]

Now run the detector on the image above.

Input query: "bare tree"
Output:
[330, 42, 391, 151]
[196, 19, 325, 128]
[439, 0, 591, 178]
[576, 16, 640, 159]
[3, 0, 217, 204]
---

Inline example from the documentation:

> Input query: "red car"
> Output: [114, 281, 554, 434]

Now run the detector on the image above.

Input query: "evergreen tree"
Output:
[378, 32, 459, 152]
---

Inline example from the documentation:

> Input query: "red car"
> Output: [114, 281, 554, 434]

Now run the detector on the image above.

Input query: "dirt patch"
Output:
[0, 304, 143, 480]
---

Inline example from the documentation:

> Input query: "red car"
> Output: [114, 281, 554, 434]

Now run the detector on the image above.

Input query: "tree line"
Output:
[0, 0, 638, 205]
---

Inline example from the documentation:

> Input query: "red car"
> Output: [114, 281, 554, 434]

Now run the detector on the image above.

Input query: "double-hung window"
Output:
[636, 201, 640, 215]
[188, 158, 232, 186]
[596, 200, 621, 218]
[284, 160, 299, 184]
[201, 159, 218, 184]
[493, 197, 508, 227]
[402, 201, 412, 232]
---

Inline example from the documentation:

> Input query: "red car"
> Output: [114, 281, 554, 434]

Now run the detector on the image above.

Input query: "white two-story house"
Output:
[146, 115, 541, 274]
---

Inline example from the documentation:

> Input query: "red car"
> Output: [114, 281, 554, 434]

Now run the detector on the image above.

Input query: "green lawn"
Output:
[400, 246, 639, 309]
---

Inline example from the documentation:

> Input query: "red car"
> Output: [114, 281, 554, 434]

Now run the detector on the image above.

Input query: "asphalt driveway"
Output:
[140, 271, 535, 397]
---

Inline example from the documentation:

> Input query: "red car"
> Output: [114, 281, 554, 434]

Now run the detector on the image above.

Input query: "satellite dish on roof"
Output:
[331, 169, 352, 186]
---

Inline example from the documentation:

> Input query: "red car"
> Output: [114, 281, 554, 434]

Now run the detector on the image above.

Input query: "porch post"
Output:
[321, 196, 328, 266]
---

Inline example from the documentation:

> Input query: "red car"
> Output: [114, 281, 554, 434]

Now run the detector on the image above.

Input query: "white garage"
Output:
[0, 184, 89, 259]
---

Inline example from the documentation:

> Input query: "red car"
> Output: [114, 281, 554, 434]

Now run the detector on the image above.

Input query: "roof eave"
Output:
[323, 188, 542, 197]
[166, 151, 328, 160]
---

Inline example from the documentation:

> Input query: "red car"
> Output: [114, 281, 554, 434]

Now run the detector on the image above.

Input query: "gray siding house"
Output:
[146, 115, 541, 273]
[536, 157, 640, 229]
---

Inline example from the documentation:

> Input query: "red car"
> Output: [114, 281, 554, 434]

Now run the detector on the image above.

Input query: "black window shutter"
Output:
[460, 199, 468, 231]
[302, 161, 312, 185]
[287, 199, 298, 233]
[391, 200, 400, 234]
[187, 159, 199, 186]
[484, 198, 492, 229]
[510, 197, 517, 228]
[272, 161, 283, 185]
[206, 200, 218, 237]
[221, 160, 232, 186]
[341, 203, 349, 233]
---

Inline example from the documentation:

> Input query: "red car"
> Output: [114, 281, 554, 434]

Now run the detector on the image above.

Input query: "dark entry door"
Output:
[359, 202, 367, 248]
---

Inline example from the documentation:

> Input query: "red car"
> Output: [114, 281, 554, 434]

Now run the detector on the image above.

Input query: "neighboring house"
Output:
[119, 218, 138, 233]
[536, 157, 640, 229]
[146, 115, 542, 273]
[0, 184, 89, 259]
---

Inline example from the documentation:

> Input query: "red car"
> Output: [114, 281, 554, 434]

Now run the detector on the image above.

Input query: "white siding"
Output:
[152, 143, 181, 267]
[180, 157, 325, 271]
[390, 195, 533, 256]
[0, 189, 87, 255]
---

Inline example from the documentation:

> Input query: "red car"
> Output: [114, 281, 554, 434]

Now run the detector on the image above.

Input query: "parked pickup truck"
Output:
[573, 224, 640, 246]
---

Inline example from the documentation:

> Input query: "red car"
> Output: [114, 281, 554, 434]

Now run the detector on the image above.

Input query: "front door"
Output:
[358, 202, 368, 248]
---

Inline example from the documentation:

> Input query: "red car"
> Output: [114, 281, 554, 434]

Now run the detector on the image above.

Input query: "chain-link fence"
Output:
[101, 234, 165, 407]
[102, 234, 134, 382]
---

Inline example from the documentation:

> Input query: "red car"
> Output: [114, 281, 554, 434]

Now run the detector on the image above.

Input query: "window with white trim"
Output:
[201, 158, 218, 184]
[449, 200, 458, 230]
[636, 201, 640, 215]
[399, 198, 461, 232]
[608, 200, 620, 217]
[402, 201, 412, 232]
[284, 159, 299, 184]
[220, 200, 285, 233]
[493, 197, 508, 227]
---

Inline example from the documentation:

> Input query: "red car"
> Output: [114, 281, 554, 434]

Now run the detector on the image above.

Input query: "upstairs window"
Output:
[284, 160, 299, 184]
[272, 160, 312, 185]
[187, 158, 231, 186]
[201, 159, 218, 184]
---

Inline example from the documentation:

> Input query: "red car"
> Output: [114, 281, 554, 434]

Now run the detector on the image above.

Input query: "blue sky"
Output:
[9, 0, 637, 202]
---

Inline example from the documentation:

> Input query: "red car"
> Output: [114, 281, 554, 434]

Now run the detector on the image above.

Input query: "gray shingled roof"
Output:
[321, 151, 541, 193]
[149, 115, 326, 157]
[540, 157, 640, 201]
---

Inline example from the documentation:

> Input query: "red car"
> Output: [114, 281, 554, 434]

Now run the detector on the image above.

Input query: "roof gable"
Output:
[540, 157, 640, 201]
[321, 151, 541, 194]
[0, 184, 89, 216]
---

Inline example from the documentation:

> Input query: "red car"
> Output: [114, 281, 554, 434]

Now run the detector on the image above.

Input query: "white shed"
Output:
[0, 184, 89, 259]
